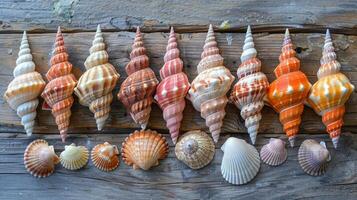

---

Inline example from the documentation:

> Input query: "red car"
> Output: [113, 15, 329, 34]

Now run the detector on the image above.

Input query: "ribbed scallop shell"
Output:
[121, 130, 169, 170]
[91, 142, 119, 171]
[118, 27, 159, 129]
[230, 26, 269, 145]
[260, 138, 287, 166]
[188, 24, 235, 143]
[307, 30, 355, 149]
[266, 29, 311, 147]
[74, 25, 120, 131]
[41, 27, 77, 142]
[24, 139, 59, 178]
[175, 130, 215, 169]
[60, 143, 89, 170]
[298, 139, 330, 176]
[221, 137, 260, 185]
[4, 32, 46, 136]
[154, 27, 190, 144]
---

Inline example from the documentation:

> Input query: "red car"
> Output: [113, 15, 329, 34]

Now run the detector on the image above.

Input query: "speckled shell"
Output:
[118, 27, 159, 129]
[175, 130, 215, 169]
[41, 27, 77, 142]
[230, 26, 269, 145]
[154, 27, 190, 144]
[221, 137, 260, 185]
[121, 130, 169, 170]
[298, 139, 330, 176]
[91, 142, 119, 171]
[260, 138, 287, 166]
[60, 143, 89, 170]
[266, 29, 311, 147]
[4, 32, 46, 136]
[74, 25, 120, 131]
[24, 139, 59, 178]
[188, 24, 235, 143]
[307, 30, 355, 149]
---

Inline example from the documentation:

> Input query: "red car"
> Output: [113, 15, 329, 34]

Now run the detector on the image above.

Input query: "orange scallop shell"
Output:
[91, 142, 119, 171]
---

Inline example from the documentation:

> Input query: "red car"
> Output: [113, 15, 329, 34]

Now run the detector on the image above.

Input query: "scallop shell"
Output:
[121, 130, 169, 170]
[260, 138, 287, 166]
[24, 139, 59, 178]
[221, 137, 260, 185]
[4, 32, 46, 136]
[298, 139, 331, 176]
[60, 143, 89, 170]
[91, 142, 119, 171]
[175, 130, 215, 169]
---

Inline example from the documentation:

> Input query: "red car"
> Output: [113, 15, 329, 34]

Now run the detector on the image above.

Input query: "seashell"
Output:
[91, 142, 119, 171]
[260, 138, 287, 166]
[154, 27, 190, 144]
[60, 143, 89, 170]
[175, 130, 215, 169]
[121, 129, 169, 170]
[266, 29, 311, 147]
[230, 26, 269, 145]
[221, 137, 260, 185]
[187, 24, 235, 143]
[118, 27, 159, 129]
[24, 139, 59, 178]
[4, 32, 46, 136]
[74, 25, 120, 131]
[298, 139, 331, 176]
[307, 30, 355, 149]
[41, 27, 77, 142]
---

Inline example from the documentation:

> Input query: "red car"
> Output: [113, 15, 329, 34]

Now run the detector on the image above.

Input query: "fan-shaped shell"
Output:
[24, 139, 59, 178]
[91, 142, 119, 171]
[60, 143, 89, 170]
[221, 137, 260, 185]
[260, 138, 287, 166]
[121, 130, 169, 170]
[175, 130, 215, 169]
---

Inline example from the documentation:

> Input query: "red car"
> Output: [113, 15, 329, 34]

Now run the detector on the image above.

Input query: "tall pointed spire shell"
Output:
[74, 25, 120, 130]
[229, 26, 269, 144]
[188, 24, 235, 143]
[154, 27, 190, 144]
[307, 30, 354, 149]
[4, 31, 46, 136]
[266, 29, 311, 147]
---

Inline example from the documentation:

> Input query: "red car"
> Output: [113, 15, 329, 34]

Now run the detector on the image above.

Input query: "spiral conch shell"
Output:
[266, 29, 311, 147]
[91, 142, 119, 171]
[175, 130, 215, 169]
[4, 32, 46, 136]
[41, 27, 77, 142]
[307, 30, 354, 149]
[74, 25, 120, 130]
[118, 27, 159, 129]
[121, 130, 169, 170]
[24, 139, 59, 178]
[188, 24, 235, 143]
[60, 143, 89, 170]
[260, 138, 287, 166]
[230, 26, 269, 145]
[155, 27, 190, 144]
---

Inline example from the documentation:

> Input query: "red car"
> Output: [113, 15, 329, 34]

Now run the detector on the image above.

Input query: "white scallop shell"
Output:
[60, 143, 89, 170]
[260, 138, 287, 166]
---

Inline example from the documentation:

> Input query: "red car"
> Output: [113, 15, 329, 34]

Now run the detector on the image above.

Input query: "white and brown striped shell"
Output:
[60, 143, 89, 170]
[91, 142, 119, 171]
[260, 138, 287, 166]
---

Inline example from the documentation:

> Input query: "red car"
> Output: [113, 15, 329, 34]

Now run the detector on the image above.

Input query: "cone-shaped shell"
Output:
[155, 27, 190, 144]
[24, 139, 59, 178]
[188, 24, 234, 143]
[41, 27, 77, 142]
[60, 143, 89, 170]
[74, 25, 120, 131]
[307, 30, 355, 149]
[4, 32, 46, 136]
[91, 142, 119, 171]
[266, 29, 311, 147]
[260, 138, 287, 166]
[175, 130, 215, 169]
[230, 26, 269, 145]
[298, 139, 330, 176]
[121, 130, 169, 170]
[221, 137, 260, 185]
